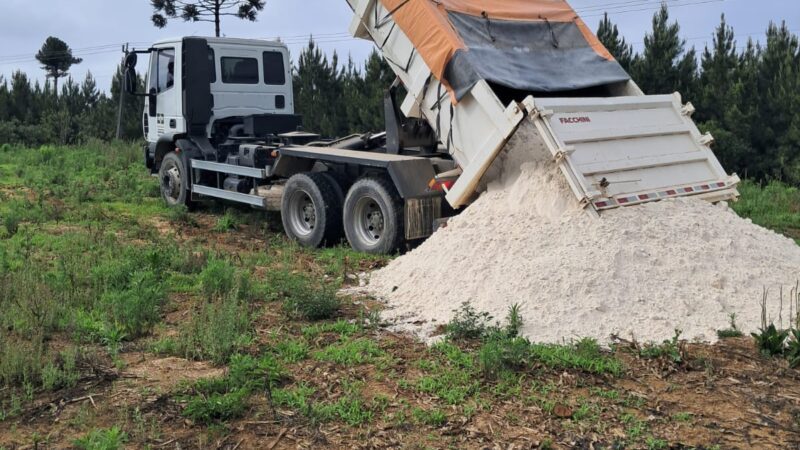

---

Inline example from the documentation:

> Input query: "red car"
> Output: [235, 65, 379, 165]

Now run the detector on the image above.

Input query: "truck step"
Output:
[191, 159, 269, 179]
[192, 184, 266, 208]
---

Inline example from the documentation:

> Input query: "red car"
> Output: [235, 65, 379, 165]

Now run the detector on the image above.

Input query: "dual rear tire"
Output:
[281, 173, 403, 254]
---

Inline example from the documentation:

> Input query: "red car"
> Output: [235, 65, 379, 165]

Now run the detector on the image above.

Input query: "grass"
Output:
[73, 427, 127, 450]
[282, 282, 341, 321]
[312, 338, 385, 365]
[1, 144, 799, 447]
[182, 354, 286, 424]
[732, 180, 800, 244]
[301, 319, 362, 339]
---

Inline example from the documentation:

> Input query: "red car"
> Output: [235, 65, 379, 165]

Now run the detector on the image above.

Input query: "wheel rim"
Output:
[353, 196, 384, 246]
[161, 161, 182, 203]
[287, 190, 317, 237]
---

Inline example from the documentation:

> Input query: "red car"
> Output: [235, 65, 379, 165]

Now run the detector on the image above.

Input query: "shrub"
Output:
[283, 285, 340, 321]
[787, 329, 800, 368]
[717, 313, 744, 339]
[478, 336, 531, 379]
[183, 354, 286, 424]
[102, 271, 164, 338]
[2, 210, 20, 237]
[198, 257, 235, 300]
[213, 209, 239, 232]
[639, 330, 685, 363]
[0, 336, 48, 387]
[73, 427, 128, 450]
[446, 302, 494, 341]
[752, 324, 789, 357]
[41, 347, 80, 391]
[166, 204, 195, 226]
[183, 388, 249, 424]
[177, 297, 252, 364]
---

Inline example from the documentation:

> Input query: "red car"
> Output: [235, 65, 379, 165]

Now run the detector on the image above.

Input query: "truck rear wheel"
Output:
[159, 152, 192, 208]
[281, 172, 344, 248]
[343, 177, 404, 254]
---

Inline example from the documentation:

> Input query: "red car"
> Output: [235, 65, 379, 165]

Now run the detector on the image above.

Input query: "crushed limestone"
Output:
[367, 126, 800, 344]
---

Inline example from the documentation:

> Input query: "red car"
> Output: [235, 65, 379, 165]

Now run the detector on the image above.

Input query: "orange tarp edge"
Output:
[436, 0, 577, 22]
[381, 0, 465, 81]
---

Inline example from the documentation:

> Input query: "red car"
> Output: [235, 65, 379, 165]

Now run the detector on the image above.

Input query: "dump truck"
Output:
[124, 0, 739, 254]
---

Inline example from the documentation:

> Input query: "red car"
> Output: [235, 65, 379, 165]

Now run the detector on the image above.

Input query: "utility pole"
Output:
[116, 43, 129, 140]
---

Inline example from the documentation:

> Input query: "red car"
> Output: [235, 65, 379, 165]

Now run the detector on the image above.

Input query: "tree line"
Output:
[0, 5, 798, 184]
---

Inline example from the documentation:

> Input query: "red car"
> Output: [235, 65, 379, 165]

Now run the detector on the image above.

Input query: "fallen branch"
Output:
[267, 428, 288, 450]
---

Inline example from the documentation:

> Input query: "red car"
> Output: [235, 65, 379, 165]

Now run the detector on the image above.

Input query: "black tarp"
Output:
[443, 12, 631, 101]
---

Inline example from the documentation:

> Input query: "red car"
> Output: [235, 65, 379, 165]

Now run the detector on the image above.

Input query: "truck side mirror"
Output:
[148, 87, 157, 117]
[124, 68, 138, 95]
[124, 52, 138, 69]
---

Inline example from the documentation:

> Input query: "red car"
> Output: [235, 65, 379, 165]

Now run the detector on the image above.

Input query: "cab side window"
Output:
[149, 48, 176, 93]
[208, 48, 217, 83]
[263, 51, 285, 85]
[221, 57, 259, 84]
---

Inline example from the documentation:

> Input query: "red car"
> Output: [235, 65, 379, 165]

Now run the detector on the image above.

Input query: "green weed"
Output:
[787, 329, 800, 368]
[73, 426, 128, 450]
[753, 324, 789, 357]
[197, 257, 236, 300]
[183, 387, 250, 424]
[2, 209, 20, 237]
[166, 204, 195, 226]
[213, 209, 239, 232]
[639, 330, 685, 363]
[183, 354, 285, 424]
[312, 338, 384, 365]
[274, 339, 310, 363]
[445, 302, 494, 341]
[301, 320, 362, 339]
[717, 313, 744, 339]
[40, 347, 81, 391]
[673, 412, 693, 423]
[412, 407, 447, 427]
[176, 297, 252, 364]
[283, 285, 340, 321]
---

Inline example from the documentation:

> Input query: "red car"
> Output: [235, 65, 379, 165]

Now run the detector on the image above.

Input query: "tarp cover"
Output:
[380, 0, 630, 102]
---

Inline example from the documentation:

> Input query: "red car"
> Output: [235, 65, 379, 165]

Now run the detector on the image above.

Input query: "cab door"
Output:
[145, 46, 181, 142]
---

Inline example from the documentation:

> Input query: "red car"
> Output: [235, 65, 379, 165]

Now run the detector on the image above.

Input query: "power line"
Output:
[581, 0, 727, 18]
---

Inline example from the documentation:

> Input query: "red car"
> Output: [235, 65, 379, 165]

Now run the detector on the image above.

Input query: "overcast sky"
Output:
[0, 0, 798, 92]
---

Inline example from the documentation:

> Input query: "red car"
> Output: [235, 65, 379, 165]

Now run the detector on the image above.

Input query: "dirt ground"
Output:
[2, 211, 799, 450]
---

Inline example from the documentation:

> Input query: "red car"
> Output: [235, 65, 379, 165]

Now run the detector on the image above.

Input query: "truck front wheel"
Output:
[281, 172, 344, 248]
[159, 152, 192, 208]
[343, 177, 404, 254]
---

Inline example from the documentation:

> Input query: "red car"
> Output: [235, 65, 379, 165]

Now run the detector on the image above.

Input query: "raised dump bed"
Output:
[345, 0, 739, 213]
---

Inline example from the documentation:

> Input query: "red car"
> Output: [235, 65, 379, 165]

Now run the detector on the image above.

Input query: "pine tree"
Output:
[596, 13, 635, 73]
[360, 50, 395, 132]
[9, 71, 33, 123]
[632, 5, 697, 97]
[695, 16, 753, 174]
[755, 22, 800, 182]
[697, 15, 738, 122]
[294, 39, 343, 138]
[151, 0, 265, 37]
[35, 37, 82, 96]
[0, 76, 8, 121]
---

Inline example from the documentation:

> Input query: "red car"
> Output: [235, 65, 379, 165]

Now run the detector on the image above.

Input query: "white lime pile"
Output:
[367, 127, 800, 344]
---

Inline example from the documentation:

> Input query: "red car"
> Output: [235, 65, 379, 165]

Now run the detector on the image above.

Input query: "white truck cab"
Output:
[143, 37, 294, 143]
